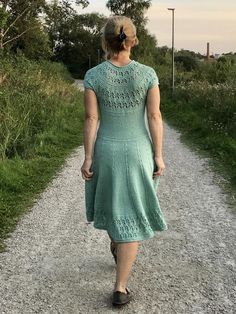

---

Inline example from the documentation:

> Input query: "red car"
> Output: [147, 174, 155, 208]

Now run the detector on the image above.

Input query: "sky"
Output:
[74, 0, 236, 55]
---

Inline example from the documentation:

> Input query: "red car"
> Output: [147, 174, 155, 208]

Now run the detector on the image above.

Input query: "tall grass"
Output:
[0, 54, 82, 159]
[0, 54, 84, 251]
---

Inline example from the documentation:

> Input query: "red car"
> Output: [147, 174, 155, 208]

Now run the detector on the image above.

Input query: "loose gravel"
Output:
[0, 121, 235, 314]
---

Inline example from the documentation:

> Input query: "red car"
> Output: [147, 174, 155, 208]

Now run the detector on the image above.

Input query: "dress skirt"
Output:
[85, 133, 168, 242]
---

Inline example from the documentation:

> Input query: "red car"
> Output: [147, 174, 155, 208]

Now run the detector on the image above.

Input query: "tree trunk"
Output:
[0, 30, 4, 49]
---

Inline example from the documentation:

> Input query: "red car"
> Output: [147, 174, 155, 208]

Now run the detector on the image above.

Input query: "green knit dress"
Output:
[83, 59, 168, 242]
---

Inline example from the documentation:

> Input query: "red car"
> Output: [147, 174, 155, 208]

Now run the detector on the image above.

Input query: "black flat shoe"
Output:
[110, 241, 117, 264]
[112, 288, 132, 306]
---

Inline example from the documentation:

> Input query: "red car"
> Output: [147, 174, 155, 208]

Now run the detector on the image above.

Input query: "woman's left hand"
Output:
[81, 158, 94, 181]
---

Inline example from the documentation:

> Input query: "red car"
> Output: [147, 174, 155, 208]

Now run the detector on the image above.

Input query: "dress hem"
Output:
[86, 220, 168, 243]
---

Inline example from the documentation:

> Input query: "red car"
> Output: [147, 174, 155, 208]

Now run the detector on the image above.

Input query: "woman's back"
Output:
[83, 60, 160, 140]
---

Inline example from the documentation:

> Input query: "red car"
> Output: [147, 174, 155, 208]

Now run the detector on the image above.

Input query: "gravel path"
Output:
[0, 121, 235, 314]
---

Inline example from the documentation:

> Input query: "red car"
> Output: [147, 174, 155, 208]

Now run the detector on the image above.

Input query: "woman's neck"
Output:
[109, 52, 132, 65]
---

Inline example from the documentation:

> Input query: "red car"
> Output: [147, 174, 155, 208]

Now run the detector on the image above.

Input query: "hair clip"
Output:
[118, 26, 127, 42]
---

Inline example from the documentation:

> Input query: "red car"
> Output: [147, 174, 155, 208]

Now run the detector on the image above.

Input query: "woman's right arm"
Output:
[146, 85, 165, 176]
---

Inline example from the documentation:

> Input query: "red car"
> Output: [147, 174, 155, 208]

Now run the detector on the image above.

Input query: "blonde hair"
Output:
[101, 15, 139, 60]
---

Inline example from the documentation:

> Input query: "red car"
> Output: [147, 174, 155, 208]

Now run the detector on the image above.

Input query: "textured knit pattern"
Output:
[83, 59, 168, 242]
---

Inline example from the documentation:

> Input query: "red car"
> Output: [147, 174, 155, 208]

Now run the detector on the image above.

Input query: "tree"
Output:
[175, 48, 203, 60]
[44, 0, 77, 52]
[44, 0, 90, 51]
[0, 0, 46, 50]
[53, 12, 107, 77]
[131, 27, 158, 65]
[174, 55, 199, 71]
[45, 0, 107, 76]
[15, 20, 53, 60]
[106, 0, 151, 30]
[155, 45, 172, 66]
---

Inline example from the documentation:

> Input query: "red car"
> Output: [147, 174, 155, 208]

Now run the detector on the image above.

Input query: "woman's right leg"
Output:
[113, 241, 139, 293]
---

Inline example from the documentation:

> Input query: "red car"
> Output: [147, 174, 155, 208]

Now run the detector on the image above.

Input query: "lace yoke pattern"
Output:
[83, 60, 160, 111]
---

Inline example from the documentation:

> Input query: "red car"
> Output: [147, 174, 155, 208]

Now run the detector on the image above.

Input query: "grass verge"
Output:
[0, 55, 84, 252]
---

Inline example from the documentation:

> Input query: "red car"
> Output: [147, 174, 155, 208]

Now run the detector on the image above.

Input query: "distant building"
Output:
[201, 42, 216, 63]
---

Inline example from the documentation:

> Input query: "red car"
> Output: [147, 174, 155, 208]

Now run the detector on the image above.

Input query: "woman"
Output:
[80, 15, 168, 307]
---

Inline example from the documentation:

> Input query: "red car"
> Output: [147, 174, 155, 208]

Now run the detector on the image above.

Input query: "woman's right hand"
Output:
[81, 158, 94, 181]
[153, 156, 165, 179]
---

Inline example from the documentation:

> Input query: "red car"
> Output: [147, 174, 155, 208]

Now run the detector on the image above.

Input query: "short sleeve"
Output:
[83, 69, 96, 92]
[148, 67, 160, 89]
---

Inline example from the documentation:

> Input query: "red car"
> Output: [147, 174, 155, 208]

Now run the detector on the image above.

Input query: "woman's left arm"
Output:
[81, 88, 99, 181]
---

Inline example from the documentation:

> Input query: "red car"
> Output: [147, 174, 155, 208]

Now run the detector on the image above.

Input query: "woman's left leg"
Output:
[114, 241, 139, 293]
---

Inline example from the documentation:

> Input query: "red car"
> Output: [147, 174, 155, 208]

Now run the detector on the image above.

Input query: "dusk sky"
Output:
[74, 0, 236, 55]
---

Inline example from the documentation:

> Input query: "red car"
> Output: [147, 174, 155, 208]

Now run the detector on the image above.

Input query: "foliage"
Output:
[0, 0, 52, 59]
[156, 45, 172, 66]
[0, 0, 173, 76]
[192, 59, 236, 84]
[175, 48, 203, 60]
[174, 55, 199, 71]
[0, 6, 10, 28]
[222, 51, 236, 62]
[173, 81, 235, 138]
[132, 27, 158, 65]
[106, 0, 151, 29]
[0, 53, 80, 159]
[44, 1, 107, 77]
